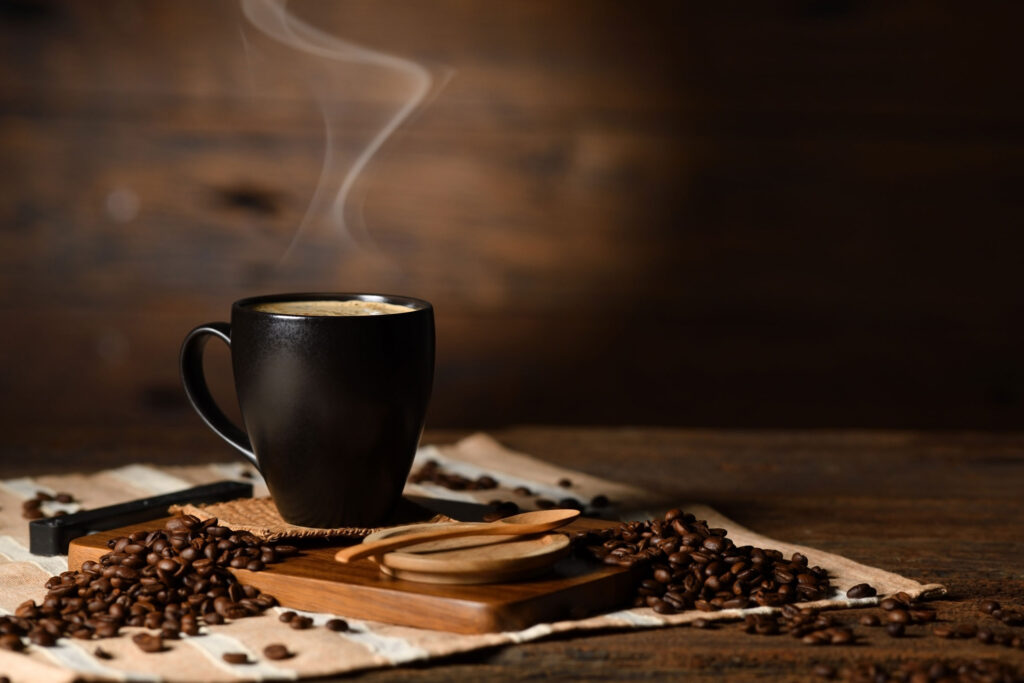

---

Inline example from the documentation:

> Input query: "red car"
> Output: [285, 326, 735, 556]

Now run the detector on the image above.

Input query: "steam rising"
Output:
[240, 0, 447, 259]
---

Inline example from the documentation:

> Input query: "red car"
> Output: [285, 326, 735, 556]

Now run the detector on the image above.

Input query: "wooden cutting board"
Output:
[67, 517, 636, 634]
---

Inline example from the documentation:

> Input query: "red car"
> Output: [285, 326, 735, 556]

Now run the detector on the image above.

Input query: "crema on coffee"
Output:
[251, 300, 413, 317]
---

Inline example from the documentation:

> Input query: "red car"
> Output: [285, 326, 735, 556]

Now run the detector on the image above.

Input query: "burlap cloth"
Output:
[168, 497, 456, 542]
[0, 433, 944, 682]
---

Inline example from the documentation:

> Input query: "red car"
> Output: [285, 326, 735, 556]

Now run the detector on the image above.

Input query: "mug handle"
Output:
[179, 322, 259, 469]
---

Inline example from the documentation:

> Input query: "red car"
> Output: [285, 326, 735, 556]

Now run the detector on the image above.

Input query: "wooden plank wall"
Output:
[1, 0, 1022, 440]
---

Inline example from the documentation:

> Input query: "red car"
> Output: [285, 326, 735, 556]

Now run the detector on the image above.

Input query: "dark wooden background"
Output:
[2, 0, 1023, 442]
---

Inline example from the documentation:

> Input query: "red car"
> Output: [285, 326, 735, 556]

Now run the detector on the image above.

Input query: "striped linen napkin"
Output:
[0, 434, 943, 682]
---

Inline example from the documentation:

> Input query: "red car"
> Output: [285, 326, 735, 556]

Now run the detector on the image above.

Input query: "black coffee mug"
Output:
[180, 293, 434, 528]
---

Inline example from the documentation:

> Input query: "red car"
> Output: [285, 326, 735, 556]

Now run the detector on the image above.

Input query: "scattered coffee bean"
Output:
[980, 599, 1001, 614]
[93, 646, 113, 659]
[999, 609, 1024, 626]
[884, 622, 905, 638]
[859, 614, 881, 627]
[0, 634, 24, 651]
[845, 583, 877, 599]
[976, 628, 994, 645]
[55, 492, 74, 504]
[558, 498, 584, 511]
[835, 659, 1024, 682]
[34, 491, 54, 501]
[886, 609, 911, 624]
[513, 486, 532, 496]
[557, 478, 572, 488]
[278, 611, 297, 623]
[289, 616, 313, 630]
[263, 643, 292, 660]
[482, 501, 520, 521]
[132, 633, 164, 653]
[535, 498, 556, 509]
[407, 460, 499, 491]
[931, 624, 954, 638]
[325, 618, 349, 632]
[222, 652, 250, 664]
[589, 494, 610, 508]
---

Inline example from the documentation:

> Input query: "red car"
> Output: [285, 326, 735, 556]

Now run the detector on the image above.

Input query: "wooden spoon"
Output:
[334, 509, 580, 563]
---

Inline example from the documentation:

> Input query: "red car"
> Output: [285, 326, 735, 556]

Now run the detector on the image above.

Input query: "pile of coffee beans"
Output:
[814, 659, 1024, 681]
[21, 490, 79, 520]
[571, 508, 834, 614]
[0, 514, 291, 652]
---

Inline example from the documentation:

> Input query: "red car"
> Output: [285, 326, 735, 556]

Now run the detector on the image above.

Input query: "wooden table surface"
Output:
[3, 426, 1023, 680]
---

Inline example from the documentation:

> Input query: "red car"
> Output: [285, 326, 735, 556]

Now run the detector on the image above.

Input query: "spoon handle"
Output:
[336, 522, 553, 563]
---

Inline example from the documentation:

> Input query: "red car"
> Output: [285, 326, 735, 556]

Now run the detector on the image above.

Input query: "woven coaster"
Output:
[170, 496, 450, 542]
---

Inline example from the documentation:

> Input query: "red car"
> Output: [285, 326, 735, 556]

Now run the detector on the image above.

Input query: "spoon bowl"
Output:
[334, 509, 580, 563]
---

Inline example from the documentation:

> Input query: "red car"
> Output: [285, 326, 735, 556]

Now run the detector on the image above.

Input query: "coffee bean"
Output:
[845, 583, 877, 599]
[828, 627, 855, 645]
[802, 632, 827, 646]
[884, 623, 905, 638]
[326, 618, 349, 632]
[886, 609, 911, 624]
[132, 633, 164, 653]
[28, 628, 56, 646]
[590, 494, 610, 508]
[857, 614, 879, 626]
[290, 616, 313, 630]
[999, 610, 1024, 626]
[558, 498, 583, 511]
[980, 599, 1001, 614]
[909, 608, 936, 623]
[977, 628, 995, 644]
[557, 478, 572, 488]
[55, 492, 74, 504]
[879, 598, 900, 611]
[475, 475, 498, 489]
[931, 625, 954, 638]
[535, 498, 556, 509]
[35, 491, 53, 501]
[93, 646, 113, 659]
[263, 643, 292, 660]
[513, 486, 532, 496]
[0, 634, 23, 651]
[222, 652, 250, 664]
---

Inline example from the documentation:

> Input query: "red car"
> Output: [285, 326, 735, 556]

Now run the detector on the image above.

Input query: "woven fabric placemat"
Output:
[0, 434, 945, 683]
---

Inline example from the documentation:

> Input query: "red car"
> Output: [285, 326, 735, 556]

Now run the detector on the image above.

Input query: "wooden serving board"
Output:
[68, 517, 635, 634]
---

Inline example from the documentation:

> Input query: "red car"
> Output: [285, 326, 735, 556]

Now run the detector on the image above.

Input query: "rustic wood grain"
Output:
[2, 1, 1023, 432]
[5, 426, 1024, 679]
